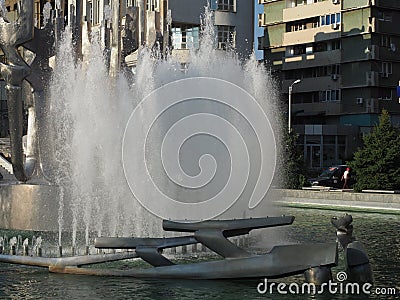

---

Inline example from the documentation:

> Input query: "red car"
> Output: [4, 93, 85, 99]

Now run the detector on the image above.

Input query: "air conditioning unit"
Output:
[331, 74, 338, 80]
[333, 0, 340, 4]
[356, 98, 363, 104]
[331, 23, 340, 30]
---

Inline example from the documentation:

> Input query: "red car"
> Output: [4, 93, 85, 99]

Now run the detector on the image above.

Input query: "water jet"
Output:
[0, 1, 373, 284]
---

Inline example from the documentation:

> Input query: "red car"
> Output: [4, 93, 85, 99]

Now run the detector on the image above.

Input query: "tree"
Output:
[281, 130, 308, 189]
[348, 109, 400, 191]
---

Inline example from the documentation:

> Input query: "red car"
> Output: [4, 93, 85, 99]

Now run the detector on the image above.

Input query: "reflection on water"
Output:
[0, 208, 399, 299]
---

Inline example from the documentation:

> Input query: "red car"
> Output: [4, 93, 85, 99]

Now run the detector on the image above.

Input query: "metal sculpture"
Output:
[0, 0, 62, 182]
[331, 214, 373, 283]
[0, 0, 34, 182]
[0, 1, 138, 183]
[0, 216, 339, 280]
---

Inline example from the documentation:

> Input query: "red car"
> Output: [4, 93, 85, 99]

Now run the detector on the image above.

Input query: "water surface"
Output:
[0, 208, 399, 299]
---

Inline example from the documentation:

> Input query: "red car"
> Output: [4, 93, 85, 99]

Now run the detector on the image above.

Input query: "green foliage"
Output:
[348, 110, 400, 191]
[281, 130, 308, 189]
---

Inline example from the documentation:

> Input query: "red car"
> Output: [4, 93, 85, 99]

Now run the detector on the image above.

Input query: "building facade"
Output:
[169, 0, 254, 62]
[258, 0, 400, 169]
[0, 0, 254, 138]
[65, 0, 253, 66]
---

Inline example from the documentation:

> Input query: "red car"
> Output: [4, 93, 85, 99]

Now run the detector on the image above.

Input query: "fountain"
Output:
[0, 1, 373, 283]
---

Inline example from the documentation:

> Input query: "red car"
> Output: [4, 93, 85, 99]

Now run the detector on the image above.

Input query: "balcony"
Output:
[283, 49, 341, 70]
[367, 16, 399, 35]
[283, 27, 341, 46]
[283, 1, 340, 23]
[283, 76, 341, 94]
[377, 0, 400, 8]
[343, 0, 399, 9]
[342, 71, 382, 88]
[292, 101, 342, 117]
[342, 0, 370, 10]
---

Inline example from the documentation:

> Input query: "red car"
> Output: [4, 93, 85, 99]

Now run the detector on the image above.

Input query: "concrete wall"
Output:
[224, 0, 254, 58]
[283, 0, 340, 23]
[342, 7, 371, 36]
[264, 0, 285, 24]
[169, 0, 207, 24]
[342, 0, 370, 10]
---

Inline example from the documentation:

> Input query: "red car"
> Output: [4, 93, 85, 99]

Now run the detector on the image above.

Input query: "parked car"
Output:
[312, 165, 355, 188]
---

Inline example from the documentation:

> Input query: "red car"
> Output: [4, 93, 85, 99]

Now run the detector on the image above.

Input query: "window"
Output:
[320, 13, 341, 27]
[87, 1, 93, 23]
[312, 18, 319, 28]
[127, 0, 137, 6]
[378, 89, 393, 100]
[288, 18, 317, 32]
[93, 0, 100, 25]
[292, 22, 306, 31]
[331, 14, 336, 24]
[330, 64, 340, 75]
[217, 0, 235, 12]
[378, 11, 392, 22]
[146, 0, 159, 11]
[381, 34, 391, 47]
[217, 25, 235, 49]
[171, 26, 200, 50]
[290, 0, 324, 8]
[292, 44, 306, 55]
[381, 62, 392, 77]
[314, 42, 327, 52]
[330, 40, 341, 50]
[320, 89, 341, 102]
[326, 14, 331, 25]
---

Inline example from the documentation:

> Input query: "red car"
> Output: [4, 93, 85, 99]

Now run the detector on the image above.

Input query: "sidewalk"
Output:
[272, 189, 400, 215]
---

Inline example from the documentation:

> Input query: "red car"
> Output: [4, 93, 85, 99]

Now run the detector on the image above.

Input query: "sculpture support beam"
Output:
[4, 83, 27, 181]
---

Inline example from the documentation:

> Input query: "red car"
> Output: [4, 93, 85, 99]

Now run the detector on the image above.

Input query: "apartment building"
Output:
[169, 0, 254, 61]
[258, 0, 400, 169]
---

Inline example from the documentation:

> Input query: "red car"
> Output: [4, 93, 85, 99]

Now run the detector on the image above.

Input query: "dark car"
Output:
[312, 165, 355, 188]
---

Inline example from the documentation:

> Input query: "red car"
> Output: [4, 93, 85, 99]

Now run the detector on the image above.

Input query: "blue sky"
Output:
[254, 0, 264, 60]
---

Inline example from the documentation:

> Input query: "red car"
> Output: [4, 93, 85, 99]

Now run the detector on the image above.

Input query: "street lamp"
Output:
[288, 79, 301, 133]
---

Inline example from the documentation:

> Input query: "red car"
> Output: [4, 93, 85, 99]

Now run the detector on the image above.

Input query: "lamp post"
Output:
[288, 79, 301, 133]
